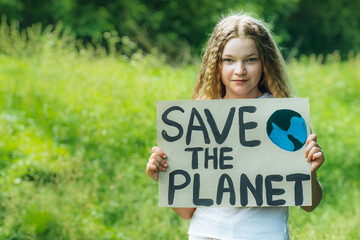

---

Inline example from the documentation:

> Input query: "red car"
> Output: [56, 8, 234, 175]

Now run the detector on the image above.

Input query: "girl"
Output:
[146, 14, 324, 240]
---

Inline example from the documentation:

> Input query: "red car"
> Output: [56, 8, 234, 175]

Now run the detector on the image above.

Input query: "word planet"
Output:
[266, 109, 307, 152]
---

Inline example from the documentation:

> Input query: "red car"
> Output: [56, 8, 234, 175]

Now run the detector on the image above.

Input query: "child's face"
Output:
[220, 37, 263, 99]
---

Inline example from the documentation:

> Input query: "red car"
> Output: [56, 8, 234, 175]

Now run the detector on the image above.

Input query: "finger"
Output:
[307, 146, 322, 162]
[305, 140, 317, 158]
[146, 163, 159, 181]
[154, 153, 168, 168]
[310, 153, 325, 172]
[150, 153, 168, 169]
[313, 151, 325, 162]
[149, 157, 166, 171]
[306, 146, 318, 162]
[152, 146, 167, 159]
[306, 134, 317, 146]
[147, 162, 160, 172]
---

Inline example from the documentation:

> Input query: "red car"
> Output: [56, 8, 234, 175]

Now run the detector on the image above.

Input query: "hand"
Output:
[146, 146, 168, 182]
[305, 134, 325, 172]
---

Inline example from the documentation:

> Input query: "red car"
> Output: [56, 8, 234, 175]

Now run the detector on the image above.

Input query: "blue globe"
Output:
[266, 109, 307, 152]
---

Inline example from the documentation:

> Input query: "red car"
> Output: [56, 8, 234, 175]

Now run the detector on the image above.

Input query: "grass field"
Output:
[0, 24, 359, 239]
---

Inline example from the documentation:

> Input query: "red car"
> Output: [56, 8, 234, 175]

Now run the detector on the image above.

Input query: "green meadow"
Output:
[0, 24, 359, 239]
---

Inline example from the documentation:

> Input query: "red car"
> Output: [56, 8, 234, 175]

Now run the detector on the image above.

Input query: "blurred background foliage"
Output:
[0, 0, 359, 63]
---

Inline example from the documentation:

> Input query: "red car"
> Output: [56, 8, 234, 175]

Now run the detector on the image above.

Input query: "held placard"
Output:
[157, 98, 312, 207]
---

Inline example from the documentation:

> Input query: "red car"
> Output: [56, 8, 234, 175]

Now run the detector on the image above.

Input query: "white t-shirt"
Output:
[188, 93, 290, 240]
[188, 207, 289, 240]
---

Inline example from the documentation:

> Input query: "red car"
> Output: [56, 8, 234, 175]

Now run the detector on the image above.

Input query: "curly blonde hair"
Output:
[192, 14, 292, 100]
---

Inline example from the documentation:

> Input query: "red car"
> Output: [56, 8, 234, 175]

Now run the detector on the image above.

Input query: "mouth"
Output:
[232, 79, 248, 84]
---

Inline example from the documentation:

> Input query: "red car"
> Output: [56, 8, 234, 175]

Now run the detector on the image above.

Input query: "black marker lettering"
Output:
[239, 106, 261, 147]
[186, 108, 210, 145]
[161, 106, 184, 142]
[193, 173, 213, 206]
[168, 170, 190, 205]
[219, 147, 233, 169]
[286, 173, 311, 206]
[205, 107, 235, 144]
[216, 174, 235, 205]
[265, 174, 286, 206]
[205, 147, 218, 169]
[185, 147, 204, 169]
[240, 174, 263, 206]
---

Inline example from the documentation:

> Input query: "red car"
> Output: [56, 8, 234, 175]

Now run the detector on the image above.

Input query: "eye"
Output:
[247, 58, 257, 63]
[222, 58, 234, 63]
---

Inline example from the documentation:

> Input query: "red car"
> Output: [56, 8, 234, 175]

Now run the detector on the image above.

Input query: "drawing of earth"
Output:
[266, 109, 307, 152]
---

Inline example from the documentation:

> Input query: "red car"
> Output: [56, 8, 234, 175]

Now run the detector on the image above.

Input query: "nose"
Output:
[234, 61, 246, 75]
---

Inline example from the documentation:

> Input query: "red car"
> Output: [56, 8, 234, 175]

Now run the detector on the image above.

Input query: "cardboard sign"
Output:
[157, 98, 311, 207]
